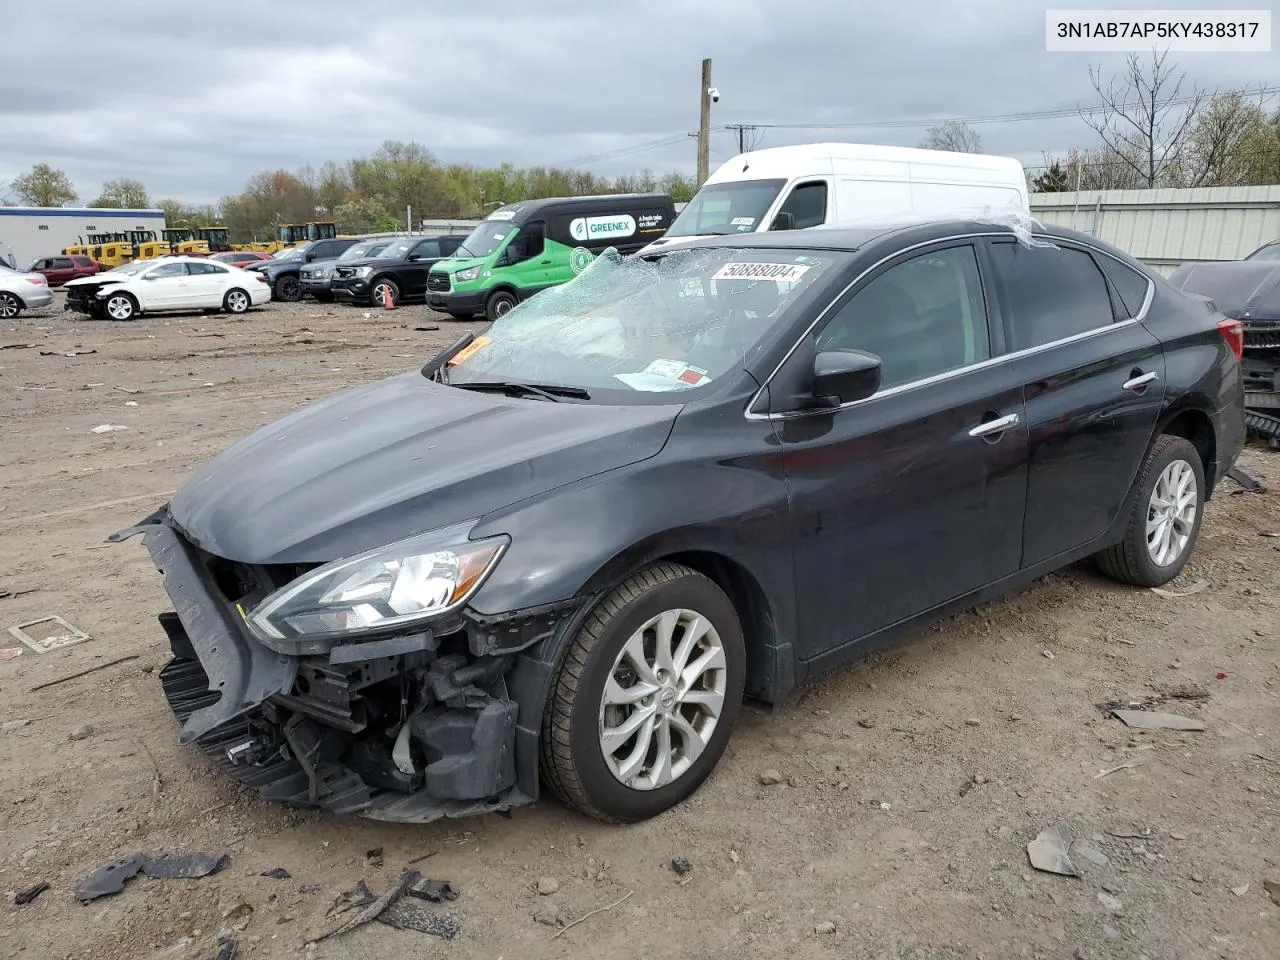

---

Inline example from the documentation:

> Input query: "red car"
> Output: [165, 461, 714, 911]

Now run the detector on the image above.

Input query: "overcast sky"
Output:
[1, 0, 1275, 205]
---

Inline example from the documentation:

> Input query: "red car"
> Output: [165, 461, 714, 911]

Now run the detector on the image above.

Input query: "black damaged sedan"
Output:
[114, 218, 1246, 824]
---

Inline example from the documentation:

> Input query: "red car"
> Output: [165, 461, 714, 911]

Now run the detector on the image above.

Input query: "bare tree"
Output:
[1084, 49, 1205, 188]
[920, 121, 982, 153]
[1181, 89, 1271, 186]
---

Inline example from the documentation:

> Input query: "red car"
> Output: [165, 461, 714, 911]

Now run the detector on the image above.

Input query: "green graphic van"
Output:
[426, 193, 676, 320]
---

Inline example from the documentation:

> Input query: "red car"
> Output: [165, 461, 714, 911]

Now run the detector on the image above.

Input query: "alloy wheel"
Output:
[598, 608, 728, 791]
[1146, 459, 1198, 566]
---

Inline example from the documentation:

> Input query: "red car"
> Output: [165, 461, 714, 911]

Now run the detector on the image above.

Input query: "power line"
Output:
[551, 134, 692, 169]
[730, 87, 1280, 132]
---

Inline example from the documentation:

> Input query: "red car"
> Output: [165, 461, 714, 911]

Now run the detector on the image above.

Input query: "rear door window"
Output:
[1096, 257, 1152, 319]
[53, 257, 74, 269]
[989, 241, 1115, 352]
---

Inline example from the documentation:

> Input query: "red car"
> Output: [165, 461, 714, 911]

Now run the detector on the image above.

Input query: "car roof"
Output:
[655, 218, 1134, 260]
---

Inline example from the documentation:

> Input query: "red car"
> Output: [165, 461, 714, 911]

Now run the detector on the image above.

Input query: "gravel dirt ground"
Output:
[1, 293, 1277, 960]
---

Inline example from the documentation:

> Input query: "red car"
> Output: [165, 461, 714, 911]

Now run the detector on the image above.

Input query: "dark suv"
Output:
[299, 237, 397, 303]
[330, 235, 465, 307]
[247, 238, 359, 302]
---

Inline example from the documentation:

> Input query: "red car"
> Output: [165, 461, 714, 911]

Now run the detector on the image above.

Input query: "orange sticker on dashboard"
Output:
[448, 336, 490, 365]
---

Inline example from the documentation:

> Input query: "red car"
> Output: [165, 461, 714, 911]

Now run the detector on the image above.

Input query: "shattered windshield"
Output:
[665, 179, 787, 237]
[108, 260, 151, 275]
[445, 246, 837, 399]
[457, 221, 515, 259]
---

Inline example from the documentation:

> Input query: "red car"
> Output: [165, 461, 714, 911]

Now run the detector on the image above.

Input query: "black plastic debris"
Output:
[141, 853, 230, 880]
[381, 899, 460, 939]
[671, 857, 693, 877]
[75, 852, 231, 902]
[261, 867, 291, 880]
[299, 884, 322, 895]
[1228, 465, 1267, 494]
[365, 847, 384, 868]
[75, 852, 146, 902]
[14, 881, 50, 905]
[215, 936, 237, 960]
[407, 878, 458, 903]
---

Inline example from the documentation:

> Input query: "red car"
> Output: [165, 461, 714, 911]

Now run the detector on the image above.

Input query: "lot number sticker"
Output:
[712, 262, 811, 282]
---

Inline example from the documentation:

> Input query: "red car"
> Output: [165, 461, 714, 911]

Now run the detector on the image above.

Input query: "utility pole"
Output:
[697, 58, 712, 185]
[725, 124, 757, 154]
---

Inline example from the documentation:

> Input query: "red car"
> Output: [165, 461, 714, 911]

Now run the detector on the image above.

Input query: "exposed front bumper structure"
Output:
[130, 517, 555, 823]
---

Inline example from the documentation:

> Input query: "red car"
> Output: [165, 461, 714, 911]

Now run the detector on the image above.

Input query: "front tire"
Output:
[273, 275, 302, 302]
[370, 278, 400, 308]
[540, 563, 746, 823]
[223, 288, 251, 314]
[485, 289, 517, 321]
[0, 292, 22, 319]
[104, 292, 137, 321]
[1094, 435, 1205, 587]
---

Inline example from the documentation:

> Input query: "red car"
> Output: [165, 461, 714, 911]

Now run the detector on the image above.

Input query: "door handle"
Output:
[539, 259, 552, 265]
[1122, 371, 1159, 392]
[969, 412, 1020, 438]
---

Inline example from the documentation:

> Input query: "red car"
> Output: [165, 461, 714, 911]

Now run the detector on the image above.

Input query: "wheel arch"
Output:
[1156, 403, 1217, 499]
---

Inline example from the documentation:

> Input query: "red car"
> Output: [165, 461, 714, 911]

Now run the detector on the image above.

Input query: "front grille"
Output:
[426, 274, 450, 293]
[1243, 324, 1280, 350]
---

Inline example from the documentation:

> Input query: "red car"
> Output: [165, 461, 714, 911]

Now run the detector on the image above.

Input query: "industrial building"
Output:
[0, 206, 167, 269]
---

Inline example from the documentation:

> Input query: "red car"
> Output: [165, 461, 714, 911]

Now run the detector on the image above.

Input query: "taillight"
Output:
[27, 274, 48, 286]
[1217, 317, 1244, 361]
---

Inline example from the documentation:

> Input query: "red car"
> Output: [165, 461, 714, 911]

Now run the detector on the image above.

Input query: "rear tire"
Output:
[540, 563, 746, 823]
[0, 292, 22, 319]
[224, 288, 251, 314]
[485, 289, 517, 321]
[273, 275, 302, 302]
[1094, 435, 1205, 587]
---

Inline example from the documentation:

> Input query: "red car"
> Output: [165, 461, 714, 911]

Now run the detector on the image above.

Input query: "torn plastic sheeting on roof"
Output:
[815, 202, 1059, 250]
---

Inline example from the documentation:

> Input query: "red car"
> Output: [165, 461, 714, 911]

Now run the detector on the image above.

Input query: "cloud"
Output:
[1, 0, 1273, 204]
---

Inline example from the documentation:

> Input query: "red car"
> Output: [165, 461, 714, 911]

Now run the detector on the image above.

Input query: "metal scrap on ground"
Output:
[74, 851, 231, 902]
[1027, 823, 1080, 877]
[1150, 578, 1209, 598]
[8, 614, 91, 654]
[1112, 710, 1207, 731]
[309, 868, 460, 943]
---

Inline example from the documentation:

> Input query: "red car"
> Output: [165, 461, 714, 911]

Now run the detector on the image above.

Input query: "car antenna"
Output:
[421, 333, 475, 381]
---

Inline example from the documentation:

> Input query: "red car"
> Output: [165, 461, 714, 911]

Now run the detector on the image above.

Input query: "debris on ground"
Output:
[260, 867, 291, 880]
[415, 325, 440, 332]
[142, 852, 230, 879]
[1094, 758, 1144, 779]
[1072, 843, 1110, 867]
[75, 852, 146, 902]
[759, 769, 783, 785]
[365, 847, 384, 868]
[815, 920, 837, 935]
[536, 876, 559, 895]
[74, 852, 231, 902]
[959, 774, 987, 796]
[9, 614, 92, 654]
[1027, 824, 1080, 877]
[214, 936, 237, 960]
[310, 869, 459, 943]
[90, 424, 128, 434]
[1097, 892, 1123, 912]
[551, 890, 634, 940]
[1150, 578, 1209, 598]
[1111, 710, 1206, 732]
[1264, 879, 1280, 907]
[68, 723, 94, 741]
[671, 857, 693, 877]
[1107, 825, 1152, 840]
[2, 718, 30, 733]
[0, 588, 39, 601]
[533, 901, 561, 926]
[0, 647, 23, 661]
[219, 894, 253, 930]
[1227, 465, 1266, 493]
[1231, 883, 1250, 897]
[14, 881, 50, 905]
[30, 654, 139, 691]
[407, 878, 458, 903]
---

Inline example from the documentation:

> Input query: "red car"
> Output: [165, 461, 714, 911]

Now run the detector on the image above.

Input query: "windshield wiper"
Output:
[451, 381, 590, 402]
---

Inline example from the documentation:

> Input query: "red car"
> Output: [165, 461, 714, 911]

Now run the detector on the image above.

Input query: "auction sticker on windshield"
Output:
[448, 336, 490, 366]
[712, 262, 811, 282]
[615, 359, 710, 392]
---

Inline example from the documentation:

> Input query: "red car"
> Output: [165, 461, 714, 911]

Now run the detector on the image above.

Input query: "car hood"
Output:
[65, 274, 128, 288]
[1168, 261, 1280, 321]
[336, 255, 415, 270]
[430, 256, 485, 275]
[168, 371, 678, 564]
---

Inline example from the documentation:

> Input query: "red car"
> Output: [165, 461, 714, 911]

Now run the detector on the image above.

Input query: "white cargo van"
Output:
[642, 142, 1029, 251]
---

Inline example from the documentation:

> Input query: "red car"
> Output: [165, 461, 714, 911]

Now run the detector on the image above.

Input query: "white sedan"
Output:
[0, 262, 54, 318]
[63, 256, 271, 321]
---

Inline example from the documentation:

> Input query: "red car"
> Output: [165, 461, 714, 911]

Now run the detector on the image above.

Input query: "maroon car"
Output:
[210, 251, 273, 269]
[29, 255, 98, 286]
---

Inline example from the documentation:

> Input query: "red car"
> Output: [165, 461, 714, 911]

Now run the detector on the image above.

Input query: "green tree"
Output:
[1030, 162, 1071, 192]
[90, 177, 151, 208]
[13, 163, 77, 207]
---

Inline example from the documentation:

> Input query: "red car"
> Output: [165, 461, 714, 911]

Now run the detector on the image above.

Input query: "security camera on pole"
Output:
[697, 58, 715, 186]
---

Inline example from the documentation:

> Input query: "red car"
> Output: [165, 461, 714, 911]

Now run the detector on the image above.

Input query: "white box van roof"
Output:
[706, 141, 1026, 186]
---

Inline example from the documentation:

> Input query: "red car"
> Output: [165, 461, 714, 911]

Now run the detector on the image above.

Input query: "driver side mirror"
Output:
[770, 211, 796, 231]
[500, 245, 522, 266]
[812, 349, 881, 406]
[304, 251, 316, 262]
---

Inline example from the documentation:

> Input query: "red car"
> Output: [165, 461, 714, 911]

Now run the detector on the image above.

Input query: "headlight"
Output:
[245, 524, 507, 644]
[454, 266, 480, 282]
[353, 266, 373, 278]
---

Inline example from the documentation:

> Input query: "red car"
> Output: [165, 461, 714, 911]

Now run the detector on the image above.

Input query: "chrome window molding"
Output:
[744, 231, 1156, 423]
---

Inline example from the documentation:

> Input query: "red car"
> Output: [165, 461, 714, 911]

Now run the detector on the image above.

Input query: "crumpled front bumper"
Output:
[120, 514, 542, 823]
